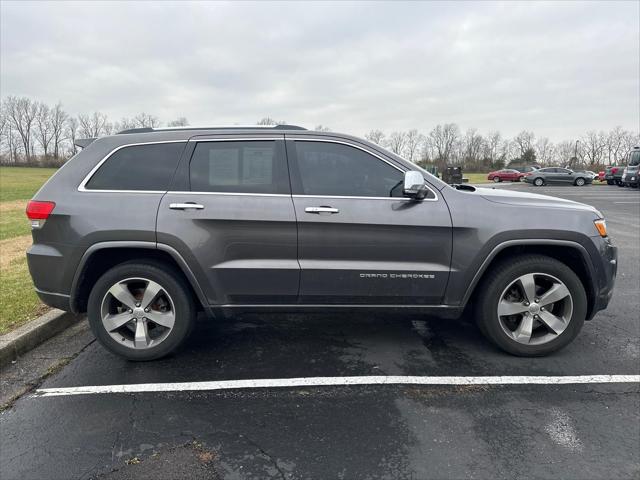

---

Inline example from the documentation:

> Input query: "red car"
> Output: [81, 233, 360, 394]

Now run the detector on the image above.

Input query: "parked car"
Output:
[621, 146, 640, 188]
[26, 125, 617, 359]
[598, 171, 606, 182]
[487, 169, 525, 183]
[604, 166, 624, 185]
[524, 167, 593, 186]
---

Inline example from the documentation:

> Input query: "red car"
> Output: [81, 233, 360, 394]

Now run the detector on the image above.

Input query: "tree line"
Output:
[364, 125, 638, 171]
[1, 96, 637, 170]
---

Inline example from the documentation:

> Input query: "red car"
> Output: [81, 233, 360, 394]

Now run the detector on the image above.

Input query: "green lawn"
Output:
[0, 166, 57, 334]
[0, 166, 57, 202]
[464, 173, 492, 184]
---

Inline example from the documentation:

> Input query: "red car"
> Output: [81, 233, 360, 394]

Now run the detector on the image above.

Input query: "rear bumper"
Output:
[35, 288, 71, 311]
[27, 242, 74, 312]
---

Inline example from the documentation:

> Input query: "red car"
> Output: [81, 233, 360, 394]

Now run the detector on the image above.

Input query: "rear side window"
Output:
[85, 142, 184, 191]
[189, 140, 289, 194]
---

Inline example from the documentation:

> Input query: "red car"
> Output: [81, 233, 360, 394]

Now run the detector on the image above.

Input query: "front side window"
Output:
[189, 140, 289, 194]
[292, 141, 405, 197]
[85, 142, 185, 191]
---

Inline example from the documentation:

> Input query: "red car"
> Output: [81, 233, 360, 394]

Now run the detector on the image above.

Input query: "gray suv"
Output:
[26, 126, 617, 360]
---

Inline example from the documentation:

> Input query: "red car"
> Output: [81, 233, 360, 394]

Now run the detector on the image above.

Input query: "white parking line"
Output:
[33, 375, 640, 397]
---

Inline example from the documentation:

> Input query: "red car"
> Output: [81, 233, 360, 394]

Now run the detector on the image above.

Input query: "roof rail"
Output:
[116, 124, 306, 135]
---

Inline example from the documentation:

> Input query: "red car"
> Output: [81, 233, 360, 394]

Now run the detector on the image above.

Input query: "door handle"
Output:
[169, 202, 204, 210]
[305, 206, 339, 214]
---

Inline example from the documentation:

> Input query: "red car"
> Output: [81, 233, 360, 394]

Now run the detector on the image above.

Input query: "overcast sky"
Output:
[1, 1, 638, 140]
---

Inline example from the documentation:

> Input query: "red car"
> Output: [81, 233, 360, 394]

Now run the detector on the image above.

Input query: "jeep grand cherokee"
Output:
[26, 125, 617, 360]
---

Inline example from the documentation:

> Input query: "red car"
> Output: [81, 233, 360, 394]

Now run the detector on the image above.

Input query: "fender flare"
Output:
[69, 241, 212, 316]
[460, 238, 597, 307]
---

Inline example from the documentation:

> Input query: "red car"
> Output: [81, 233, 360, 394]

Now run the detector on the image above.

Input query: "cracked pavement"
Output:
[1, 184, 638, 479]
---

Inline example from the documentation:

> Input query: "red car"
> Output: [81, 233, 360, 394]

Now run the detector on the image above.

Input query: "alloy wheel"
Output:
[497, 273, 573, 345]
[100, 277, 176, 350]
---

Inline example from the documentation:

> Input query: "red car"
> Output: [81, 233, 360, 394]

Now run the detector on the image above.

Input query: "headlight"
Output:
[594, 219, 608, 237]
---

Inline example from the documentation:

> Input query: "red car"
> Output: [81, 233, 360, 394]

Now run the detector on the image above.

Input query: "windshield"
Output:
[629, 150, 640, 167]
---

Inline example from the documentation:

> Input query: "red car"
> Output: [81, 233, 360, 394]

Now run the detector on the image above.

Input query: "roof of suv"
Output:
[117, 124, 308, 134]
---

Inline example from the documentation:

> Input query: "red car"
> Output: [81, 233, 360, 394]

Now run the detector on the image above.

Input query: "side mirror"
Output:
[403, 170, 428, 200]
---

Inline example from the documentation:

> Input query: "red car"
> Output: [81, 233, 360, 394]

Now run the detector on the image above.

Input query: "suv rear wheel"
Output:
[87, 261, 196, 361]
[475, 255, 586, 356]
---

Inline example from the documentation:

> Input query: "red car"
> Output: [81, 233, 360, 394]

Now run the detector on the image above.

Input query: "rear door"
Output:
[287, 136, 452, 305]
[157, 135, 299, 305]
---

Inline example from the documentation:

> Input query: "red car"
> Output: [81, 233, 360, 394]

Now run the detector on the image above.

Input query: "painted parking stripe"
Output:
[34, 375, 640, 397]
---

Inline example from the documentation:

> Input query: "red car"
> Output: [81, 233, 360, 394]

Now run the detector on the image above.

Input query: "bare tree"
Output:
[386, 131, 407, 155]
[66, 116, 79, 156]
[582, 131, 607, 165]
[534, 137, 554, 166]
[78, 111, 110, 138]
[482, 131, 502, 165]
[620, 129, 640, 161]
[365, 129, 385, 145]
[50, 103, 68, 159]
[4, 96, 38, 161]
[132, 112, 160, 128]
[404, 129, 425, 163]
[167, 117, 189, 127]
[314, 124, 331, 132]
[461, 128, 483, 168]
[514, 130, 535, 158]
[428, 123, 460, 166]
[34, 102, 54, 157]
[501, 139, 518, 166]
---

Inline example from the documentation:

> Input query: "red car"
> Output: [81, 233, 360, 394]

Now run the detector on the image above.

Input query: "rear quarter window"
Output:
[84, 142, 185, 191]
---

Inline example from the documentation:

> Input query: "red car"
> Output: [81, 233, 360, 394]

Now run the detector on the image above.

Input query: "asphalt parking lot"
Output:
[1, 183, 639, 480]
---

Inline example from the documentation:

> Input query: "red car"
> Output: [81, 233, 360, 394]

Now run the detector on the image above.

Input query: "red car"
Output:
[487, 169, 525, 182]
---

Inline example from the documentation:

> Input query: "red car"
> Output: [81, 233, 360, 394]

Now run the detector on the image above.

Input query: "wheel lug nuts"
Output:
[136, 303, 141, 307]
[128, 309, 133, 313]
[144, 308, 149, 312]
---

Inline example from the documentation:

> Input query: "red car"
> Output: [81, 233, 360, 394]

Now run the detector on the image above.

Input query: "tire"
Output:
[87, 260, 196, 361]
[533, 177, 544, 186]
[575, 177, 585, 186]
[493, 176, 501, 183]
[474, 255, 586, 356]
[607, 180, 614, 185]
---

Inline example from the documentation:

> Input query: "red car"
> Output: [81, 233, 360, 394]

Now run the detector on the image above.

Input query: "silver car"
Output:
[524, 167, 593, 187]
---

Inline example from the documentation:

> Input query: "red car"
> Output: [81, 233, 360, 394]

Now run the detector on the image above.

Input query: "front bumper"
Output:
[588, 236, 617, 318]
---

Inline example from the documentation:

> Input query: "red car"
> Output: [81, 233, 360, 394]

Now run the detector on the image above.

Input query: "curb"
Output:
[0, 309, 83, 369]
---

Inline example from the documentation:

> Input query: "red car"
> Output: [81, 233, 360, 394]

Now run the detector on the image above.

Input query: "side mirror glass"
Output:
[403, 170, 428, 200]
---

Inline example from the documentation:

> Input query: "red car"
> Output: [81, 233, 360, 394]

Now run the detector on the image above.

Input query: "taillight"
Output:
[26, 201, 55, 229]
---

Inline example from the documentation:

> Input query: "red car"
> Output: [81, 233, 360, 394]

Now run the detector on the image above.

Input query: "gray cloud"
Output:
[1, 0, 638, 140]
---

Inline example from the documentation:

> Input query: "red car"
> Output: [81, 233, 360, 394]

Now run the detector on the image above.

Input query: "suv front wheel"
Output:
[87, 261, 196, 361]
[475, 255, 586, 356]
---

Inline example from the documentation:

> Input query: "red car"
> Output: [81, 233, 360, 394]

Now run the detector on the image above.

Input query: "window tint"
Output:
[85, 142, 184, 191]
[293, 141, 405, 197]
[629, 151, 640, 166]
[557, 168, 571, 174]
[189, 140, 289, 194]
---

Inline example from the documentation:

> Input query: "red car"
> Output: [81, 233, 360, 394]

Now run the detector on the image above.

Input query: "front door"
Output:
[286, 137, 452, 305]
[157, 136, 299, 305]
